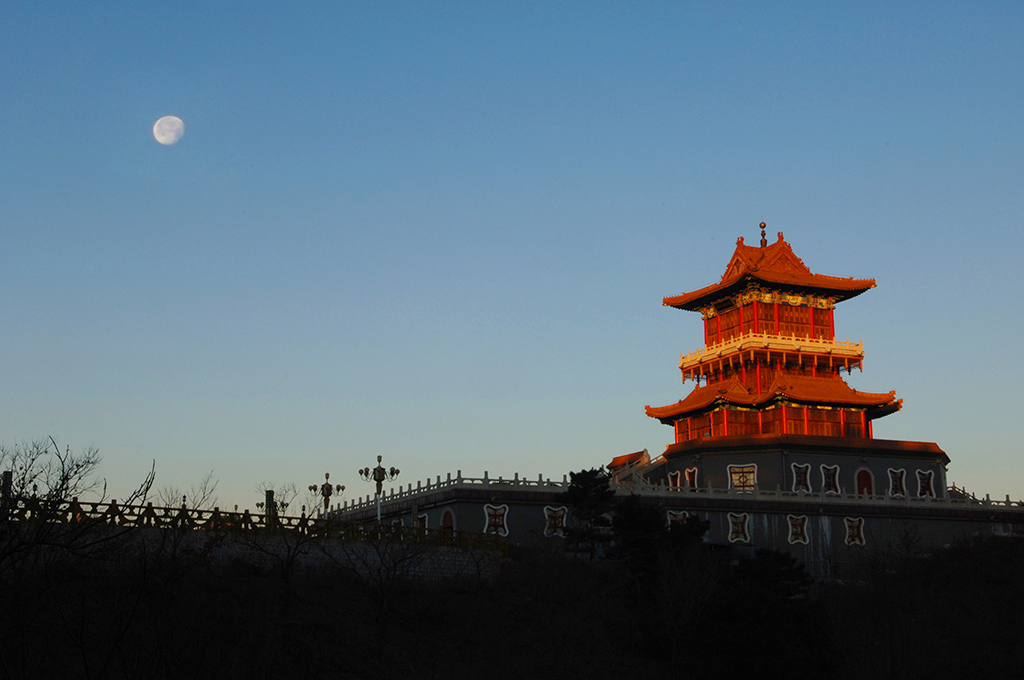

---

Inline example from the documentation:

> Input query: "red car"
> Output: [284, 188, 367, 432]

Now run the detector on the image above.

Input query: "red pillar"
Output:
[829, 308, 835, 339]
[774, 303, 780, 335]
[809, 306, 815, 340]
[803, 406, 810, 435]
[753, 301, 760, 334]
[840, 409, 846, 437]
[704, 318, 709, 346]
[687, 418, 692, 441]
[860, 411, 867, 438]
[722, 409, 728, 436]
[782, 405, 788, 434]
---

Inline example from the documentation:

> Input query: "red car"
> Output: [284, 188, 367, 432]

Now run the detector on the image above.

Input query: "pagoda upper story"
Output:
[646, 224, 901, 442]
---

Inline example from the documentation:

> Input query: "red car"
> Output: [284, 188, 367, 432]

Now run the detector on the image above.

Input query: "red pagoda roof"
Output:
[645, 374, 901, 423]
[663, 231, 876, 310]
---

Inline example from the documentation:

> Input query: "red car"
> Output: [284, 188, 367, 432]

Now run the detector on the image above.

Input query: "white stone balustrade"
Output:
[337, 470, 1024, 515]
[679, 332, 864, 371]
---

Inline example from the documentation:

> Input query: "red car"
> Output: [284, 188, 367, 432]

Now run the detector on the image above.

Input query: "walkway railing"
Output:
[0, 495, 506, 552]
[340, 470, 569, 513]
[611, 476, 1024, 511]
[338, 469, 1024, 515]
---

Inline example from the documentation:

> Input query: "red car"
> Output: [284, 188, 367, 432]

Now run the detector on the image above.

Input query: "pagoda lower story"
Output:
[649, 376, 901, 442]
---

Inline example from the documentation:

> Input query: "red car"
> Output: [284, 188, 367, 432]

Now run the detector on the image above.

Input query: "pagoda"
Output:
[330, 221, 1022, 557]
[638, 223, 948, 498]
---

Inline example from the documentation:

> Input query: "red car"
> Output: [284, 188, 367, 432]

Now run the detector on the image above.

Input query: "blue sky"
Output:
[2, 2, 1023, 509]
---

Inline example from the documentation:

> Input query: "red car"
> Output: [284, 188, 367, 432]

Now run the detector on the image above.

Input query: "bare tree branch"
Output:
[155, 469, 219, 510]
[0, 438, 104, 501]
[122, 461, 156, 506]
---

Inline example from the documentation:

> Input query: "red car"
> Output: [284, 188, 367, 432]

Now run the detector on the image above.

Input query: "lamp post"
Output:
[359, 455, 399, 523]
[309, 473, 344, 517]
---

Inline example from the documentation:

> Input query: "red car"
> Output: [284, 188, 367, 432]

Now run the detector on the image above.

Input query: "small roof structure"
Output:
[663, 231, 875, 310]
[608, 450, 650, 469]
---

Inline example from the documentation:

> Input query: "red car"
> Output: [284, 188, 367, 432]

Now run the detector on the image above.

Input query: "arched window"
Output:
[791, 463, 812, 493]
[917, 470, 936, 498]
[441, 510, 455, 536]
[820, 465, 841, 494]
[685, 467, 698, 489]
[856, 469, 874, 497]
[888, 468, 907, 497]
[483, 504, 509, 537]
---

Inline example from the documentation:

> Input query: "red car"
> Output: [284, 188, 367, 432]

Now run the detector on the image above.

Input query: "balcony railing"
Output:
[679, 332, 863, 370]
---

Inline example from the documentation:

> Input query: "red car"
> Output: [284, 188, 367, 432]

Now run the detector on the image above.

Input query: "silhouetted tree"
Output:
[610, 494, 666, 569]
[561, 468, 615, 559]
[666, 513, 711, 550]
[733, 547, 812, 599]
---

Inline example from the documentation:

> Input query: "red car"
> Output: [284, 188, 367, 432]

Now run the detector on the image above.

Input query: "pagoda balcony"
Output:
[679, 332, 863, 371]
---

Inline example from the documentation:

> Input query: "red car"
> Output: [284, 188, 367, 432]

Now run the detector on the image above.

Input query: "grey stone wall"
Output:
[73, 526, 510, 583]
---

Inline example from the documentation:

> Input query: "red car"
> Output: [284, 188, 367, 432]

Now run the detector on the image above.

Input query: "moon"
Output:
[153, 116, 185, 145]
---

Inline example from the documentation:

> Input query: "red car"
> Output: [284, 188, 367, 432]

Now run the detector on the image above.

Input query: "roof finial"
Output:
[759, 222, 767, 248]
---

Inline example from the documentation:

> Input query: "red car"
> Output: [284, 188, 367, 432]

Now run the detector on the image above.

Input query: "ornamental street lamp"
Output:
[309, 473, 344, 516]
[359, 455, 399, 523]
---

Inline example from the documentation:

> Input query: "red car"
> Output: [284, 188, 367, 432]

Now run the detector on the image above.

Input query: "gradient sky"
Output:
[3, 1, 1023, 510]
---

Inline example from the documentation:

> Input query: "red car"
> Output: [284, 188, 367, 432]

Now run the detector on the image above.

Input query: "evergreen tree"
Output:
[561, 468, 615, 559]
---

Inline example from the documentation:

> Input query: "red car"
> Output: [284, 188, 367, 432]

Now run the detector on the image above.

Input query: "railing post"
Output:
[1, 470, 11, 520]
[265, 489, 277, 525]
